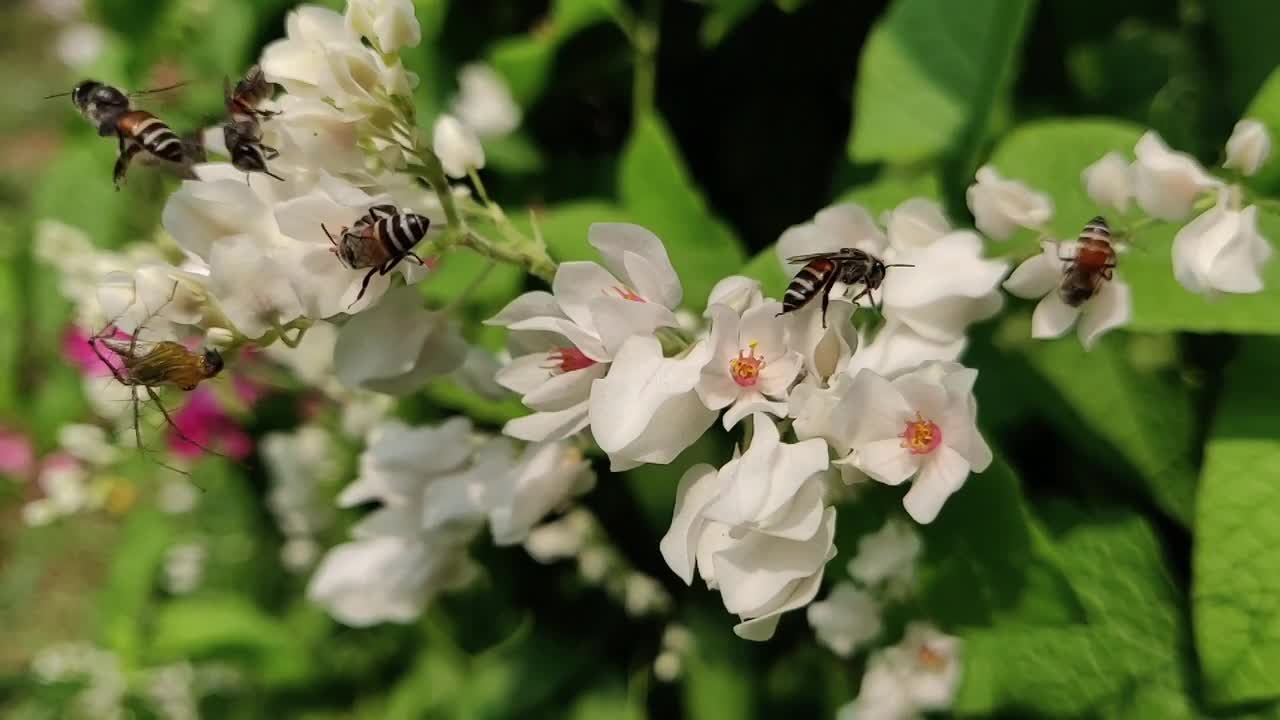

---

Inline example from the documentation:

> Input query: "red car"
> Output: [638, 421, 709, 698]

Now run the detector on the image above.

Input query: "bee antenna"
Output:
[265, 169, 285, 182]
[128, 81, 187, 97]
[884, 263, 915, 268]
[43, 90, 74, 100]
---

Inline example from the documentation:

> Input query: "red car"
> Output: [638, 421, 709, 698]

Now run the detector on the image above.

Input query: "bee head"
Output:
[71, 80, 101, 109]
[201, 348, 225, 378]
[866, 258, 888, 289]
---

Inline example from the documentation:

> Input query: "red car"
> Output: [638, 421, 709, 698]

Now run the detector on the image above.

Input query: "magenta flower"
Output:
[63, 326, 126, 377]
[0, 427, 34, 479]
[168, 387, 253, 461]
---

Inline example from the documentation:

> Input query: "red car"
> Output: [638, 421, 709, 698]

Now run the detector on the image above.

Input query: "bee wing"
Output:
[784, 252, 840, 263]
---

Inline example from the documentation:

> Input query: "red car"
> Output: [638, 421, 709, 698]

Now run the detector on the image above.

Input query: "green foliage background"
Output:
[1, 0, 1280, 718]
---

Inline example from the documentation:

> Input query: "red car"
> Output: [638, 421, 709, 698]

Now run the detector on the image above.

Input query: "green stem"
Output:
[630, 0, 660, 121]
[459, 231, 556, 284]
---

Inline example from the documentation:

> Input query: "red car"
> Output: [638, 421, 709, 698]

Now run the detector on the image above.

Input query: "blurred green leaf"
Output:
[523, 200, 640, 263]
[487, 0, 623, 106]
[619, 113, 745, 309]
[990, 118, 1280, 334]
[699, 0, 765, 46]
[94, 508, 174, 663]
[958, 509, 1195, 718]
[1194, 337, 1280, 706]
[848, 0, 1035, 165]
[1205, 0, 1280, 117]
[422, 249, 524, 312]
[93, 0, 171, 47]
[149, 593, 312, 685]
[1017, 332, 1198, 525]
[484, 131, 546, 175]
[1241, 66, 1280, 194]
[682, 606, 758, 720]
[625, 431, 728, 537]
[33, 136, 131, 249]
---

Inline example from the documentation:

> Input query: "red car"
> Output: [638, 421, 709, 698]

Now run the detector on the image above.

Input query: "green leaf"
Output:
[1194, 337, 1280, 706]
[618, 114, 745, 308]
[682, 606, 758, 720]
[149, 593, 312, 685]
[484, 131, 546, 174]
[522, 200, 640, 264]
[1014, 330, 1198, 525]
[740, 172, 942, 298]
[848, 0, 1035, 165]
[1205, 0, 1280, 116]
[93, 509, 174, 663]
[32, 136, 133, 249]
[487, 0, 623, 106]
[699, 0, 765, 46]
[989, 119, 1280, 334]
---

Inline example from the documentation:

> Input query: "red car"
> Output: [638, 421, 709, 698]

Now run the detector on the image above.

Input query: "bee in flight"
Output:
[223, 65, 282, 181]
[779, 248, 912, 327]
[325, 204, 432, 305]
[48, 80, 189, 188]
[1058, 216, 1118, 307]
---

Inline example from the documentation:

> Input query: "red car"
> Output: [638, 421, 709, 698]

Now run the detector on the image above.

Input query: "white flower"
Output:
[1004, 239, 1131, 349]
[434, 114, 485, 179]
[839, 623, 962, 720]
[879, 230, 1008, 344]
[660, 415, 836, 641]
[786, 298, 858, 386]
[705, 275, 765, 316]
[1173, 193, 1273, 295]
[883, 198, 949, 251]
[207, 235, 306, 339]
[523, 508, 594, 563]
[451, 63, 521, 139]
[261, 425, 340, 539]
[807, 582, 882, 657]
[1224, 119, 1272, 176]
[346, 0, 421, 54]
[338, 417, 477, 508]
[844, 321, 965, 380]
[1082, 152, 1134, 213]
[589, 336, 716, 471]
[697, 302, 802, 429]
[332, 286, 467, 394]
[488, 223, 682, 443]
[307, 525, 477, 626]
[485, 441, 595, 545]
[58, 424, 119, 467]
[96, 262, 209, 342]
[847, 517, 922, 595]
[841, 363, 992, 523]
[777, 203, 886, 270]
[965, 166, 1053, 240]
[1132, 131, 1221, 221]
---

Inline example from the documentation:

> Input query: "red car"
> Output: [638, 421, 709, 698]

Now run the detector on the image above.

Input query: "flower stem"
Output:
[630, 0, 661, 121]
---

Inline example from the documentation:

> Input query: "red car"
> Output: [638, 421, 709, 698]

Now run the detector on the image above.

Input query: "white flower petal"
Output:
[1002, 246, 1061, 299]
[902, 444, 970, 523]
[885, 198, 950, 250]
[1224, 119, 1272, 176]
[1030, 292, 1080, 340]
[1133, 131, 1220, 221]
[589, 223, 682, 308]
[433, 114, 485, 178]
[1076, 279, 1131, 350]
[966, 166, 1053, 240]
[854, 438, 919, 487]
[659, 464, 720, 584]
[1082, 152, 1134, 214]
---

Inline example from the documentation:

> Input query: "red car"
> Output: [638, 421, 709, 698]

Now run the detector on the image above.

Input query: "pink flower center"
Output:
[900, 413, 942, 455]
[546, 347, 597, 374]
[611, 286, 646, 303]
[729, 342, 766, 388]
[917, 643, 947, 672]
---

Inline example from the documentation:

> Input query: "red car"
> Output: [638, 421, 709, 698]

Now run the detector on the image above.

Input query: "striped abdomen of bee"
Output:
[112, 110, 185, 187]
[782, 257, 839, 316]
[325, 204, 432, 305]
[1058, 216, 1117, 307]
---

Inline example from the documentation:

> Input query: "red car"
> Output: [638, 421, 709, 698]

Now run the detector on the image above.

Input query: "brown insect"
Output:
[223, 65, 282, 181]
[1058, 216, 1117, 307]
[325, 204, 432, 305]
[778, 248, 912, 327]
[48, 80, 188, 187]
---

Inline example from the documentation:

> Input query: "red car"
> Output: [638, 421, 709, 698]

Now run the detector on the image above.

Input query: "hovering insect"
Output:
[48, 80, 188, 187]
[222, 65, 282, 181]
[1058, 216, 1118, 307]
[778, 248, 912, 327]
[325, 204, 432, 305]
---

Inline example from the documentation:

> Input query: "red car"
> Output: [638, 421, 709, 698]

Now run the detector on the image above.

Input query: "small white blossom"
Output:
[844, 321, 966, 380]
[1082, 152, 1134, 213]
[346, 0, 421, 54]
[697, 302, 803, 429]
[1004, 240, 1131, 349]
[807, 582, 882, 657]
[848, 517, 922, 595]
[261, 425, 340, 541]
[332, 286, 468, 394]
[1132, 131, 1221, 221]
[883, 198, 949, 251]
[485, 441, 595, 545]
[965, 166, 1053, 240]
[660, 415, 836, 640]
[451, 64, 522, 139]
[58, 424, 118, 467]
[1172, 192, 1273, 296]
[1224, 119, 1272, 176]
[777, 202, 886, 269]
[705, 275, 765, 316]
[489, 224, 683, 444]
[524, 508, 594, 562]
[879, 229, 1008, 344]
[840, 363, 993, 523]
[786, 298, 858, 386]
[433, 114, 485, 179]
[838, 623, 962, 720]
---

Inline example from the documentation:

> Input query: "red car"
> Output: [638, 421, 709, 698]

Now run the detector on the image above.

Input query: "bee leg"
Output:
[145, 385, 223, 462]
[88, 336, 132, 386]
[1102, 264, 1116, 281]
[261, 144, 279, 160]
[406, 252, 427, 266]
[820, 286, 830, 329]
[132, 385, 144, 454]
[350, 266, 380, 308]
[113, 138, 143, 190]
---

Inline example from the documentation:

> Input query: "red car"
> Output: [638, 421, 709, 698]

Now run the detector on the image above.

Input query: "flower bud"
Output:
[1224, 119, 1272, 176]
[204, 327, 235, 350]
[965, 166, 1053, 240]
[1172, 193, 1273, 295]
[1081, 151, 1133, 213]
[346, 0, 421, 54]
[433, 114, 485, 179]
[1132, 131, 1220, 221]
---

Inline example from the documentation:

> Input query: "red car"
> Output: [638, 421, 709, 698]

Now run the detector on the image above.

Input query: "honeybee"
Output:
[325, 204, 432, 304]
[223, 65, 282, 181]
[1058, 216, 1117, 307]
[779, 248, 912, 327]
[49, 80, 189, 187]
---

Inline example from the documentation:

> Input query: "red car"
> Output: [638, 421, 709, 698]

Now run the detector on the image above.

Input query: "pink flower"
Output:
[168, 387, 253, 461]
[63, 326, 126, 377]
[0, 428, 34, 479]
